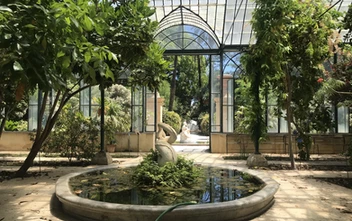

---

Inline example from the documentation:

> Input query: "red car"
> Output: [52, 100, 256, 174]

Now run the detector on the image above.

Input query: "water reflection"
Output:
[70, 167, 263, 205]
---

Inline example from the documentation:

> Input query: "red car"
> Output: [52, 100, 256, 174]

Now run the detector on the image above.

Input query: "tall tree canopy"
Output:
[162, 55, 208, 121]
[241, 0, 340, 168]
[0, 0, 169, 176]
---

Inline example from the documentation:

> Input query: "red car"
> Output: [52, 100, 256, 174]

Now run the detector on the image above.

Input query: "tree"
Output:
[0, 0, 169, 177]
[322, 4, 352, 106]
[241, 0, 340, 169]
[163, 55, 208, 120]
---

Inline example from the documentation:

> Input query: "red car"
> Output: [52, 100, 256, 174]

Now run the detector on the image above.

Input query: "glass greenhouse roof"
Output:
[149, 0, 352, 53]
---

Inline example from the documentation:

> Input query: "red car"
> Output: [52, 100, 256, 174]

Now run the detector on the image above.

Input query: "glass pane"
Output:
[337, 106, 349, 133]
[211, 55, 221, 93]
[267, 106, 278, 133]
[280, 110, 288, 133]
[146, 90, 155, 132]
[133, 88, 143, 105]
[80, 87, 90, 117]
[81, 106, 90, 117]
[223, 77, 233, 105]
[28, 93, 38, 131]
[132, 88, 143, 133]
[223, 105, 233, 133]
[132, 106, 143, 133]
[211, 93, 220, 132]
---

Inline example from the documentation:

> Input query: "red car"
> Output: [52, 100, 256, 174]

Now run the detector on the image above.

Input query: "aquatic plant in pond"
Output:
[132, 150, 202, 188]
[69, 166, 264, 205]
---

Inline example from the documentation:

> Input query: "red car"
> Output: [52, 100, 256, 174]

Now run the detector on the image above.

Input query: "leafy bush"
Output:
[199, 113, 209, 135]
[132, 150, 202, 188]
[163, 111, 181, 133]
[41, 105, 100, 161]
[4, 120, 27, 131]
[4, 120, 18, 131]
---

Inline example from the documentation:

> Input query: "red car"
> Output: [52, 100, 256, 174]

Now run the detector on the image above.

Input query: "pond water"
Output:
[69, 167, 264, 206]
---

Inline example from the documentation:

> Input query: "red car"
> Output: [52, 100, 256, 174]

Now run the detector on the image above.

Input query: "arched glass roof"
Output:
[149, 0, 352, 53]
[155, 6, 220, 50]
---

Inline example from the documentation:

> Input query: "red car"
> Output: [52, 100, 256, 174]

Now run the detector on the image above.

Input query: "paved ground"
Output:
[0, 150, 352, 221]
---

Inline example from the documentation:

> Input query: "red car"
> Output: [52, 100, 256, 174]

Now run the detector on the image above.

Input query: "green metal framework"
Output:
[27, 1, 352, 148]
[151, 0, 351, 54]
[147, 0, 352, 145]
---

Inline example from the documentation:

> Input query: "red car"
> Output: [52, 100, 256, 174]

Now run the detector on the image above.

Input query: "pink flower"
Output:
[317, 78, 324, 83]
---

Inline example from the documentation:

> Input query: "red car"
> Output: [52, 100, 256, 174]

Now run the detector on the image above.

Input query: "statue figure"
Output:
[155, 122, 178, 166]
[180, 121, 196, 143]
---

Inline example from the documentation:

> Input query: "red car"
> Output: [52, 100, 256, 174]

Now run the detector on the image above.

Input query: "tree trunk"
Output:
[169, 55, 177, 111]
[15, 86, 87, 177]
[0, 114, 6, 138]
[15, 90, 49, 177]
[197, 55, 203, 109]
[253, 71, 261, 154]
[286, 72, 296, 170]
[15, 139, 43, 177]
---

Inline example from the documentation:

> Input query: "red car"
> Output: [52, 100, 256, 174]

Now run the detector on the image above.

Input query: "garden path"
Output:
[0, 152, 351, 221]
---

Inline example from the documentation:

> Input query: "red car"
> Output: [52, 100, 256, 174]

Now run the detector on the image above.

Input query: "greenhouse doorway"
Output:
[159, 55, 210, 153]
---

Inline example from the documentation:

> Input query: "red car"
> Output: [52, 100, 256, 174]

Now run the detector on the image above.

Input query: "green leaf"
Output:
[84, 51, 91, 63]
[4, 34, 11, 39]
[110, 53, 118, 62]
[72, 48, 78, 60]
[24, 24, 36, 29]
[95, 25, 104, 36]
[0, 6, 12, 12]
[83, 15, 93, 31]
[13, 61, 23, 71]
[57, 51, 65, 58]
[105, 67, 114, 81]
[70, 17, 79, 29]
[62, 56, 71, 68]
[41, 37, 47, 50]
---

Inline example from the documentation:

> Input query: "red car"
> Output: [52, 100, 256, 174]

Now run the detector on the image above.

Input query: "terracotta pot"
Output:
[106, 144, 116, 153]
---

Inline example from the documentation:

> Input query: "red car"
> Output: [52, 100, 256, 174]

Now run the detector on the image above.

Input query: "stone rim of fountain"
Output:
[56, 162, 280, 221]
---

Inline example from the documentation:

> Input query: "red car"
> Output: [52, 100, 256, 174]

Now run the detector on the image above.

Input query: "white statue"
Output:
[180, 122, 196, 143]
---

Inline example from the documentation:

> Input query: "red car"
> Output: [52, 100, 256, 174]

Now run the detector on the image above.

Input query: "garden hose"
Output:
[155, 201, 197, 221]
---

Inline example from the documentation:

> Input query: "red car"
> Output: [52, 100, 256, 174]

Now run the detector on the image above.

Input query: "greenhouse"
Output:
[3, 0, 352, 155]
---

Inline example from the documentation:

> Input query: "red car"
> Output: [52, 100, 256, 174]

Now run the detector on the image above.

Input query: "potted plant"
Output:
[105, 116, 118, 153]
[97, 91, 131, 153]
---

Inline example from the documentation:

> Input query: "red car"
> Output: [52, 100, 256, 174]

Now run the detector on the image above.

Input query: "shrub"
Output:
[199, 113, 209, 135]
[4, 120, 27, 131]
[132, 150, 202, 188]
[41, 105, 100, 162]
[163, 111, 181, 133]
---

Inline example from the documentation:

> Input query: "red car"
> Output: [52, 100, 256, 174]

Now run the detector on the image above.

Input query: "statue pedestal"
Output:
[246, 154, 268, 167]
[92, 151, 113, 165]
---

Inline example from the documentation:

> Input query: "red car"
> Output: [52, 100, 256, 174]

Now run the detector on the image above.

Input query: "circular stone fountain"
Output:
[56, 162, 279, 221]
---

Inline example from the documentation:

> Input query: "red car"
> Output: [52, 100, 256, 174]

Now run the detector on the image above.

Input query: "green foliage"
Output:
[199, 113, 209, 136]
[242, 0, 340, 158]
[158, 80, 171, 107]
[166, 55, 208, 119]
[41, 105, 100, 161]
[0, 0, 170, 175]
[163, 111, 181, 133]
[104, 99, 130, 144]
[4, 120, 27, 131]
[132, 151, 202, 188]
[4, 120, 17, 131]
[324, 4, 352, 106]
[295, 133, 312, 161]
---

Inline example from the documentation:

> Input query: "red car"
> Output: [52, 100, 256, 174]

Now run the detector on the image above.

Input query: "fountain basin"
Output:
[56, 162, 279, 221]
